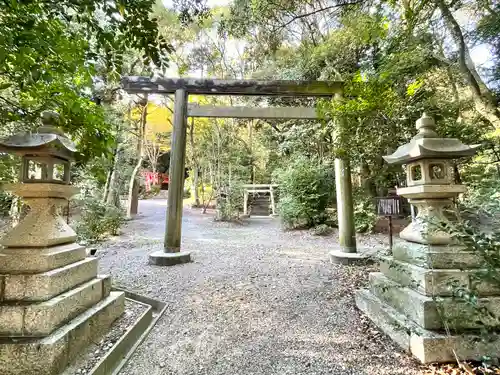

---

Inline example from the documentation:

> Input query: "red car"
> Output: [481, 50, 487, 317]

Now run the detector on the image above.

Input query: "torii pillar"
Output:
[329, 92, 368, 265]
[149, 88, 192, 266]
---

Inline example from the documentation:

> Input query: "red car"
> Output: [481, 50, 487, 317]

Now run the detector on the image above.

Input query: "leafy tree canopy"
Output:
[0, 0, 172, 160]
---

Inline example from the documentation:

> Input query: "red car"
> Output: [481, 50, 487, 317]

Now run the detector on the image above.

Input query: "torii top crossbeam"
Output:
[121, 76, 343, 97]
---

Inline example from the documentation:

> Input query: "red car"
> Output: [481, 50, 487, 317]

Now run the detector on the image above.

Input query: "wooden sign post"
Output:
[375, 196, 406, 250]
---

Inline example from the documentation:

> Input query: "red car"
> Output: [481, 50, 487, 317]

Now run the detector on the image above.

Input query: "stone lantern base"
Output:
[355, 240, 500, 363]
[0, 183, 124, 375]
[0, 249, 124, 375]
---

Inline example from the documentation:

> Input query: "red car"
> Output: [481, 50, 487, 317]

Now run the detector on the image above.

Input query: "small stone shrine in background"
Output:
[355, 113, 500, 363]
[0, 111, 124, 375]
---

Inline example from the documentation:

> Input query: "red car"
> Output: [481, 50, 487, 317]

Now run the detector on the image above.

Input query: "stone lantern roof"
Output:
[0, 111, 76, 160]
[383, 113, 481, 165]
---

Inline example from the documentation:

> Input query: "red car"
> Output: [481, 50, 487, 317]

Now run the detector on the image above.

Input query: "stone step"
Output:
[0, 243, 87, 274]
[252, 209, 269, 212]
[392, 240, 483, 269]
[0, 291, 125, 375]
[379, 256, 500, 296]
[2, 257, 98, 302]
[0, 275, 111, 337]
[369, 272, 500, 330]
[355, 288, 500, 364]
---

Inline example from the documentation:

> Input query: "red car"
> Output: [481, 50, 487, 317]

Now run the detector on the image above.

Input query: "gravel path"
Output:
[97, 199, 423, 375]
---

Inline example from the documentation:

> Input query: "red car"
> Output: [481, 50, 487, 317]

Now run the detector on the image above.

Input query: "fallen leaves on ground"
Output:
[424, 362, 500, 375]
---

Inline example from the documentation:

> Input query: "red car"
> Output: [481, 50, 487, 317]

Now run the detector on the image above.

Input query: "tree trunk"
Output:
[127, 155, 144, 218]
[103, 146, 119, 205]
[360, 161, 377, 197]
[248, 120, 255, 183]
[192, 167, 200, 207]
[102, 169, 112, 203]
[127, 95, 148, 218]
[189, 117, 200, 207]
[106, 153, 120, 207]
[435, 0, 500, 129]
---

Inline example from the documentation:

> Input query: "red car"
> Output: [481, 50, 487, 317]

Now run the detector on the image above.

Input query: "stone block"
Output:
[149, 250, 191, 266]
[0, 278, 105, 337]
[369, 272, 500, 330]
[0, 196, 78, 248]
[1, 257, 98, 302]
[0, 243, 87, 274]
[97, 274, 112, 298]
[380, 256, 465, 296]
[0, 291, 125, 375]
[379, 256, 500, 297]
[355, 288, 500, 363]
[391, 240, 483, 269]
[329, 249, 373, 265]
[66, 291, 125, 362]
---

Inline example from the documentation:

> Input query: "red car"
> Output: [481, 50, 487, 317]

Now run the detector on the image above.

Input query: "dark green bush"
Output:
[274, 157, 335, 229]
[0, 191, 13, 217]
[215, 180, 244, 221]
[75, 199, 126, 244]
[353, 190, 377, 233]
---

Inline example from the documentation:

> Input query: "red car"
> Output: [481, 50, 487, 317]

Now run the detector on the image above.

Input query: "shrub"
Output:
[353, 191, 377, 233]
[215, 180, 244, 222]
[428, 174, 500, 334]
[325, 207, 338, 227]
[75, 199, 126, 244]
[0, 190, 13, 217]
[140, 184, 161, 200]
[274, 157, 335, 229]
[310, 223, 333, 236]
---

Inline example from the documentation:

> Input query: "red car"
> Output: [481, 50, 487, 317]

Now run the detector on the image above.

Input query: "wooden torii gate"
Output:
[121, 77, 361, 266]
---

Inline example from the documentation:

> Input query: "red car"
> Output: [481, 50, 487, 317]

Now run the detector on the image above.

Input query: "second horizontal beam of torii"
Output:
[187, 105, 319, 119]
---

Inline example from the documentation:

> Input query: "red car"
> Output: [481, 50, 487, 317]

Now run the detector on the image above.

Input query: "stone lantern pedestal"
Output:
[0, 114, 124, 375]
[355, 114, 500, 363]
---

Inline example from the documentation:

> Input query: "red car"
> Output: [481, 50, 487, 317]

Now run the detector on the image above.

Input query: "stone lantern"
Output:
[355, 113, 500, 364]
[382, 112, 480, 244]
[0, 112, 124, 375]
[6, 111, 74, 184]
[0, 111, 79, 247]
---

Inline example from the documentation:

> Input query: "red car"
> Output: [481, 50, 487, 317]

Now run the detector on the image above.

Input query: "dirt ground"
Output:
[97, 199, 424, 375]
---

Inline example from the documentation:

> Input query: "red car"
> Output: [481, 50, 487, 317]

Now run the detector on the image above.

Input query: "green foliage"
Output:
[439, 214, 500, 333]
[140, 185, 161, 200]
[353, 191, 377, 233]
[183, 186, 192, 199]
[0, 191, 13, 217]
[75, 199, 126, 244]
[475, 2, 500, 90]
[0, 0, 171, 161]
[274, 157, 334, 229]
[430, 167, 500, 333]
[215, 180, 244, 222]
